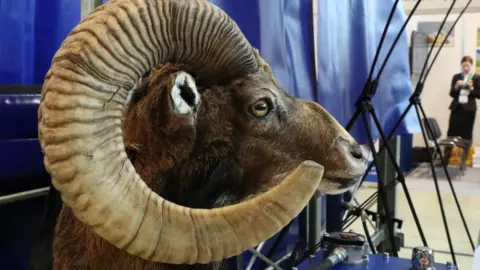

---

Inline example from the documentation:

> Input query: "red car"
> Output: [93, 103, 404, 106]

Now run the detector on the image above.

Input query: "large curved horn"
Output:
[38, 0, 324, 264]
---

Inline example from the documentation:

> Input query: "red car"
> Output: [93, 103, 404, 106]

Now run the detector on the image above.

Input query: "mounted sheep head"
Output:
[38, 0, 367, 266]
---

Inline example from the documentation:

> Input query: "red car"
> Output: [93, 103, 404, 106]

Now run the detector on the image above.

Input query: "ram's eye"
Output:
[250, 99, 271, 118]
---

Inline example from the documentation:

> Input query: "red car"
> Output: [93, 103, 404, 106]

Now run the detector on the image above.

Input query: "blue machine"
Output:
[297, 252, 452, 270]
[0, 0, 452, 270]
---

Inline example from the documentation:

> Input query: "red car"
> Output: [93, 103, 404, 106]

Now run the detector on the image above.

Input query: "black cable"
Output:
[341, 116, 428, 245]
[417, 2, 456, 84]
[375, 0, 423, 80]
[365, 0, 400, 89]
[343, 168, 417, 229]
[343, 166, 417, 230]
[423, 116, 476, 250]
[359, 167, 416, 210]
[347, 103, 413, 192]
[414, 104, 457, 266]
[361, 215, 377, 254]
[342, 178, 400, 231]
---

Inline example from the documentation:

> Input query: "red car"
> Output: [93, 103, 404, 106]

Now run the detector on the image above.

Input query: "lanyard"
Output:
[463, 72, 475, 84]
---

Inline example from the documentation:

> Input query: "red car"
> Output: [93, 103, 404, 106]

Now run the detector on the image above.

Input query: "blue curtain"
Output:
[210, 0, 317, 101]
[316, 0, 420, 144]
[0, 0, 80, 84]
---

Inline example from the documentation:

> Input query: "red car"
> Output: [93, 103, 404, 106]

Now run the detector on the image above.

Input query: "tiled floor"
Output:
[349, 164, 480, 270]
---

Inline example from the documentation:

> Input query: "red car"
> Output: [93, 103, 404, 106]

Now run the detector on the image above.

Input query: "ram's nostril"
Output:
[350, 145, 364, 160]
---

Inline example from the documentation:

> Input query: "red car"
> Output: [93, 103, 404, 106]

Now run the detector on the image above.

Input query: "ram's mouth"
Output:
[317, 177, 358, 195]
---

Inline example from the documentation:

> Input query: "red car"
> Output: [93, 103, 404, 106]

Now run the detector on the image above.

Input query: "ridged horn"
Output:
[38, 0, 324, 264]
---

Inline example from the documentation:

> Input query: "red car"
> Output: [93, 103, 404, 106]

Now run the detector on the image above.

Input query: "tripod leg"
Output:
[417, 103, 475, 250]
[346, 110, 361, 131]
[414, 104, 457, 265]
[369, 109, 428, 247]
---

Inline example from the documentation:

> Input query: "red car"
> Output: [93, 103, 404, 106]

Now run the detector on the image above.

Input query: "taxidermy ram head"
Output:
[38, 0, 367, 265]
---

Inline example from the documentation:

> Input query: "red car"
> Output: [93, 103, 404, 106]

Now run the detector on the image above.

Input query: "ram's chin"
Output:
[317, 178, 357, 195]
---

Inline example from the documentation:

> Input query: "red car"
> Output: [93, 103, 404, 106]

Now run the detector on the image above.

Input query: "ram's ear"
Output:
[125, 74, 150, 105]
[169, 72, 201, 115]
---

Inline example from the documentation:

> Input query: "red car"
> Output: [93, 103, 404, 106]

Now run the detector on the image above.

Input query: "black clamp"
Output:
[409, 82, 424, 105]
[364, 209, 403, 230]
[354, 78, 379, 112]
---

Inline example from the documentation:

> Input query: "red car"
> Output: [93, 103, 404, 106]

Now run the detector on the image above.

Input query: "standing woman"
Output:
[444, 56, 480, 169]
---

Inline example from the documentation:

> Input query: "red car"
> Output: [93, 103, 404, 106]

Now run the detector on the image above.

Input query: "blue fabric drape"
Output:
[210, 0, 317, 101]
[316, 0, 420, 144]
[0, 0, 80, 84]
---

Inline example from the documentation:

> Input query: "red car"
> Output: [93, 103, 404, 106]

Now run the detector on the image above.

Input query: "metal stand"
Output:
[291, 197, 326, 267]
[376, 138, 401, 254]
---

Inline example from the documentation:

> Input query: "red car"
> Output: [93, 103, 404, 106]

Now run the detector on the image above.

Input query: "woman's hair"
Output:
[461, 55, 473, 65]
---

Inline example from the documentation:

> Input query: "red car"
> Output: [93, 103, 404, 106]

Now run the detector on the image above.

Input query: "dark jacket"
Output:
[449, 73, 480, 111]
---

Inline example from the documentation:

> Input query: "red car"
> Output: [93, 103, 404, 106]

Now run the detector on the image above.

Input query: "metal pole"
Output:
[0, 187, 50, 205]
[376, 137, 399, 254]
[308, 197, 323, 252]
[81, 0, 103, 19]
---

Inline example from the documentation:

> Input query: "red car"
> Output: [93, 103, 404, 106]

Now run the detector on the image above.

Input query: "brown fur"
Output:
[52, 63, 358, 269]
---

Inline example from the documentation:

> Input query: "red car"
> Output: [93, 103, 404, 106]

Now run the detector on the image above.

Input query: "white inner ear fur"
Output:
[171, 72, 200, 114]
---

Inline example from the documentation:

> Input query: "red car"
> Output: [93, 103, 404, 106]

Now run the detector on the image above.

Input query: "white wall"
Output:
[405, 12, 480, 146]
